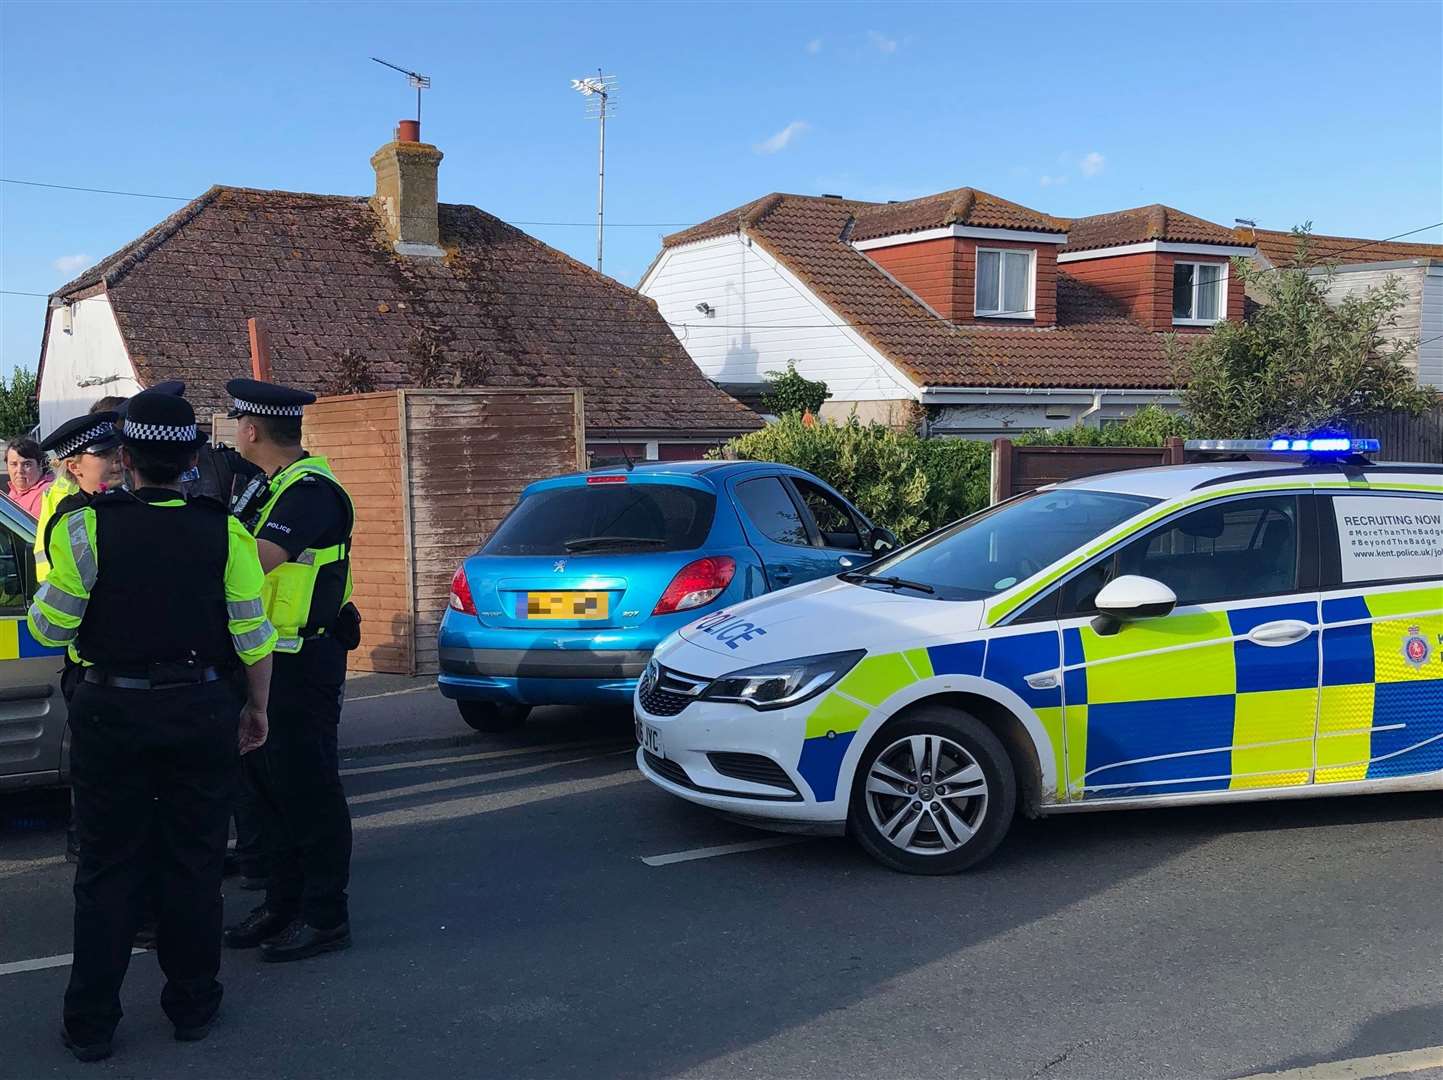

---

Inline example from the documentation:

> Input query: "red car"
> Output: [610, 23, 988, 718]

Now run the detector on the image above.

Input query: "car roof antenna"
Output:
[616, 437, 635, 471]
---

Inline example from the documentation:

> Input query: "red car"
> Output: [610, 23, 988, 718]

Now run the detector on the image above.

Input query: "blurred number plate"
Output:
[522, 591, 610, 620]
[636, 719, 664, 758]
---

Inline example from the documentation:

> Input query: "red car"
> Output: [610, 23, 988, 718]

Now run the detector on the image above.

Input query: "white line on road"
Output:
[0, 949, 144, 979]
[640, 837, 811, 867]
[341, 739, 622, 777]
[1237, 1045, 1443, 1079]
[347, 750, 630, 807]
[0, 854, 68, 880]
[347, 685, 435, 703]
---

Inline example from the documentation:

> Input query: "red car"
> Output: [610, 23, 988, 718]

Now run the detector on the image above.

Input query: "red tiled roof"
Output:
[1062, 204, 1244, 253]
[1252, 228, 1443, 268]
[714, 195, 1179, 390]
[49, 186, 761, 437]
[850, 186, 1068, 242]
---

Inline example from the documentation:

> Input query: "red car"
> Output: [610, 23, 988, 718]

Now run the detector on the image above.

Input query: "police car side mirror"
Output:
[1091, 575, 1177, 636]
[869, 526, 899, 556]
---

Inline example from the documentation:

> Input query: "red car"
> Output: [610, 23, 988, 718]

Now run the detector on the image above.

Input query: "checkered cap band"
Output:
[123, 421, 199, 443]
[233, 398, 304, 417]
[55, 423, 117, 459]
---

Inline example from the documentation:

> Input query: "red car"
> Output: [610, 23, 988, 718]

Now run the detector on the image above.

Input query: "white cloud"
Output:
[52, 253, 91, 274]
[805, 38, 823, 54]
[867, 30, 898, 54]
[754, 120, 809, 155]
[1039, 175, 1068, 188]
[1080, 151, 1105, 177]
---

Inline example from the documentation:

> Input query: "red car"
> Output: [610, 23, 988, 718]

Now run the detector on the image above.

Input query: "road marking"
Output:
[347, 685, 435, 703]
[353, 770, 642, 832]
[0, 854, 69, 880]
[640, 837, 811, 867]
[1237, 1045, 1443, 1079]
[0, 948, 144, 979]
[347, 750, 630, 807]
[341, 739, 622, 777]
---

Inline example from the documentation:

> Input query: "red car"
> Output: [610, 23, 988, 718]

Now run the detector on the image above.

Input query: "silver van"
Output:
[0, 495, 67, 792]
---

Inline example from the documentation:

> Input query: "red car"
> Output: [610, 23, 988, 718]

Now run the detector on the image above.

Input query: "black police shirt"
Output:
[257, 468, 350, 634]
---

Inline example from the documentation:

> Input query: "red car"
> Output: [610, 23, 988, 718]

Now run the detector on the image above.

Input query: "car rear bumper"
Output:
[437, 671, 641, 707]
[438, 646, 652, 680]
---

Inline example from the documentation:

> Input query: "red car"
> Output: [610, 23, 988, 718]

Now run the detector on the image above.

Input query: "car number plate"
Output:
[635, 719, 664, 758]
[522, 591, 610, 620]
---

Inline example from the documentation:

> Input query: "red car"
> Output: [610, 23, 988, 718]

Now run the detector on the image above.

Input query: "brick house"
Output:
[639, 188, 1262, 436]
[36, 125, 761, 460]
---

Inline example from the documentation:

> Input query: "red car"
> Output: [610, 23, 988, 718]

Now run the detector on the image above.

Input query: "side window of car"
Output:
[1113, 494, 1300, 607]
[0, 522, 30, 615]
[1324, 492, 1443, 586]
[791, 479, 863, 550]
[735, 477, 811, 547]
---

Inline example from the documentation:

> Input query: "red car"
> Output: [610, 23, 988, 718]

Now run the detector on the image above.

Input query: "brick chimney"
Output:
[370, 121, 445, 257]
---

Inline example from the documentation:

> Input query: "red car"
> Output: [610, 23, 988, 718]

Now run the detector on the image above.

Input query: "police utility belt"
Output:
[84, 661, 226, 691]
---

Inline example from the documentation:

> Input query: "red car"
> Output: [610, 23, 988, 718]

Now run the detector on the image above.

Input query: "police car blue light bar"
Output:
[1185, 437, 1380, 454]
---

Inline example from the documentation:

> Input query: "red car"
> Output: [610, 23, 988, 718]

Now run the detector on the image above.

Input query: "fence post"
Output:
[991, 438, 1013, 504]
[1164, 436, 1185, 465]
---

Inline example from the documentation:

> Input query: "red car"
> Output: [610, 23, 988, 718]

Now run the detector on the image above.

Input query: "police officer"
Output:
[34, 411, 124, 582]
[28, 390, 276, 1062]
[221, 379, 357, 962]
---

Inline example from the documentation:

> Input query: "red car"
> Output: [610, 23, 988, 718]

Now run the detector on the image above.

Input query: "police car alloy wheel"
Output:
[848, 707, 1016, 874]
[456, 701, 531, 733]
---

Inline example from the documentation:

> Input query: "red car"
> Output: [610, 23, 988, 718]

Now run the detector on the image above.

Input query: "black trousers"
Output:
[245, 636, 352, 929]
[64, 678, 241, 1045]
[232, 771, 270, 879]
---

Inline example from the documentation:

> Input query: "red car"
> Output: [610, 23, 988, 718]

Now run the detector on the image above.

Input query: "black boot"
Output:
[222, 906, 292, 949]
[259, 920, 351, 963]
[61, 1026, 113, 1063]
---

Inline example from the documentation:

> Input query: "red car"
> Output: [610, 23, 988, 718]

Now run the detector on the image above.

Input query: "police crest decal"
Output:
[1402, 626, 1430, 669]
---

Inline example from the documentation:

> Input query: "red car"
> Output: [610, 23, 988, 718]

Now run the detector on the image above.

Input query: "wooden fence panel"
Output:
[991, 438, 1185, 501]
[1354, 405, 1443, 463]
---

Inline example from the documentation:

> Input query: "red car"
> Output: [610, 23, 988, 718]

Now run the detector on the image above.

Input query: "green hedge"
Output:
[713, 415, 990, 542]
[1012, 404, 1194, 447]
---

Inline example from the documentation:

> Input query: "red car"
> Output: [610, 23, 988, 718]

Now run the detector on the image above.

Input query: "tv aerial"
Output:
[371, 56, 432, 124]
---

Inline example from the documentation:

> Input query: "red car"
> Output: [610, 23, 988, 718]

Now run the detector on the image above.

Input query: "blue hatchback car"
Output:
[436, 461, 896, 730]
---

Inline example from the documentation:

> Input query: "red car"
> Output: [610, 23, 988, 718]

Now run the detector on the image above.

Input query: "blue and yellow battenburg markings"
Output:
[0, 615, 66, 660]
[792, 585, 1441, 804]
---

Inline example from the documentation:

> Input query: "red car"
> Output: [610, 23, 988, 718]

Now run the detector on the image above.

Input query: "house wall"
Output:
[863, 237, 1058, 327]
[639, 235, 917, 403]
[927, 397, 1179, 437]
[1422, 264, 1443, 388]
[37, 295, 141, 435]
[1062, 251, 1242, 332]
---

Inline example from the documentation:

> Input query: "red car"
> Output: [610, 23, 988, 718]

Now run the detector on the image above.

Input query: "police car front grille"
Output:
[643, 750, 692, 787]
[707, 753, 800, 796]
[638, 665, 709, 717]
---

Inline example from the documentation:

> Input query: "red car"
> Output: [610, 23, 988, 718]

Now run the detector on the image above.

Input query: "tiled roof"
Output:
[728, 195, 1179, 390]
[49, 186, 761, 437]
[1253, 228, 1443, 268]
[850, 187, 1068, 242]
[1062, 204, 1244, 253]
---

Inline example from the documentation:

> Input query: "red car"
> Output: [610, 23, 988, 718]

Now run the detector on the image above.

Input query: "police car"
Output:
[634, 440, 1443, 873]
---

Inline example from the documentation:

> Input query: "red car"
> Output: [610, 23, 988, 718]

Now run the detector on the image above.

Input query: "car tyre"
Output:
[848, 706, 1016, 874]
[457, 702, 531, 733]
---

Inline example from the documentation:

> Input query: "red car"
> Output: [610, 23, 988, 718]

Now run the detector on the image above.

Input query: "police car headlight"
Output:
[701, 651, 865, 711]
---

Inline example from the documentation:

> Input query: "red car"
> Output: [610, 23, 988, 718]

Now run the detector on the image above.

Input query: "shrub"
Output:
[1013, 404, 1195, 447]
[714, 414, 990, 541]
[761, 362, 830, 417]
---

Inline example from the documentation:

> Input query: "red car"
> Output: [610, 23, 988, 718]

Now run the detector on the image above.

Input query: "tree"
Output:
[1170, 231, 1434, 437]
[0, 367, 39, 441]
[761, 361, 830, 417]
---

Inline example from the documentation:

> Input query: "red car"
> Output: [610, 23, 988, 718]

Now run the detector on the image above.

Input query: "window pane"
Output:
[483, 484, 716, 555]
[976, 250, 1000, 312]
[1330, 493, 1443, 583]
[1002, 251, 1031, 315]
[794, 480, 862, 549]
[1115, 496, 1299, 605]
[1172, 263, 1195, 319]
[0, 526, 25, 613]
[735, 477, 809, 547]
[1196, 263, 1222, 320]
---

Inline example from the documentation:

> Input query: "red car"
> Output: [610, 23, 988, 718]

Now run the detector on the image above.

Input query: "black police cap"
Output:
[119, 391, 208, 449]
[225, 378, 316, 419]
[117, 379, 185, 421]
[41, 412, 122, 459]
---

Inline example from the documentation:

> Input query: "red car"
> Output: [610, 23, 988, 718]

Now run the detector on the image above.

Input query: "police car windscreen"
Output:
[482, 484, 716, 556]
[866, 489, 1158, 601]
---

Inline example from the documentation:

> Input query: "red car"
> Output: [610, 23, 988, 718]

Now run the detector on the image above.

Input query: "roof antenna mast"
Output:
[371, 56, 431, 126]
[570, 70, 618, 274]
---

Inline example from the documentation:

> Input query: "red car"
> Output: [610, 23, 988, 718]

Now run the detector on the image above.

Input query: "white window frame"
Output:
[1172, 260, 1228, 326]
[975, 247, 1036, 320]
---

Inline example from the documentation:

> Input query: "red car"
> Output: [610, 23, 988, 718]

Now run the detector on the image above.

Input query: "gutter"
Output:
[919, 387, 1180, 406]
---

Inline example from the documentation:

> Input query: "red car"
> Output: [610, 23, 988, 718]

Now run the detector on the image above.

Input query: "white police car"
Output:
[635, 440, 1443, 873]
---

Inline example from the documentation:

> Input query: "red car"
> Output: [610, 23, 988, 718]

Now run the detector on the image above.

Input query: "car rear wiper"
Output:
[564, 536, 668, 551]
[839, 572, 935, 594]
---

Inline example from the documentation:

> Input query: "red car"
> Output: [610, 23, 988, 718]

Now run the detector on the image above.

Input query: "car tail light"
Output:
[448, 566, 477, 615]
[653, 556, 736, 616]
[587, 474, 628, 485]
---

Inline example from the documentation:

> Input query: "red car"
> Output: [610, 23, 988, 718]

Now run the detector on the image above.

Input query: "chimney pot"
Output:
[396, 119, 421, 143]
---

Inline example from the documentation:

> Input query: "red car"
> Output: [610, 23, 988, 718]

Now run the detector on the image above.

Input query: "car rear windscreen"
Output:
[482, 483, 717, 556]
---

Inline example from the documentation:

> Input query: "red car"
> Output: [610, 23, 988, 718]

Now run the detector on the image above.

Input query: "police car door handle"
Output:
[1025, 671, 1060, 690]
[1247, 620, 1311, 647]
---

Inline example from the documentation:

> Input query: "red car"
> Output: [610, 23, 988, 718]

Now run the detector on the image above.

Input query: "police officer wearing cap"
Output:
[221, 378, 358, 962]
[28, 391, 276, 1062]
[34, 412, 125, 582]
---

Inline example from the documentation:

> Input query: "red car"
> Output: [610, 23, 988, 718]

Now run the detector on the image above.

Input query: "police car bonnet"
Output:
[118, 391, 209, 448]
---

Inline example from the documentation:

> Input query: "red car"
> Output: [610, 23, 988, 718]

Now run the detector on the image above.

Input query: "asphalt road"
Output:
[1, 684, 1440, 1080]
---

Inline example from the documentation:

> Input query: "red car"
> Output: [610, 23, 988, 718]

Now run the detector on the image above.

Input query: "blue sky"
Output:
[2, 0, 1440, 374]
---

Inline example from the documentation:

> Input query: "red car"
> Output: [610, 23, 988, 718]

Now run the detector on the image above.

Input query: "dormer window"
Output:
[1172, 261, 1226, 325]
[976, 248, 1035, 319]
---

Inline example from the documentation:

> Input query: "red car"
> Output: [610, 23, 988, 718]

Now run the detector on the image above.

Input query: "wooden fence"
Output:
[990, 438, 1186, 502]
[1354, 405, 1443, 463]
